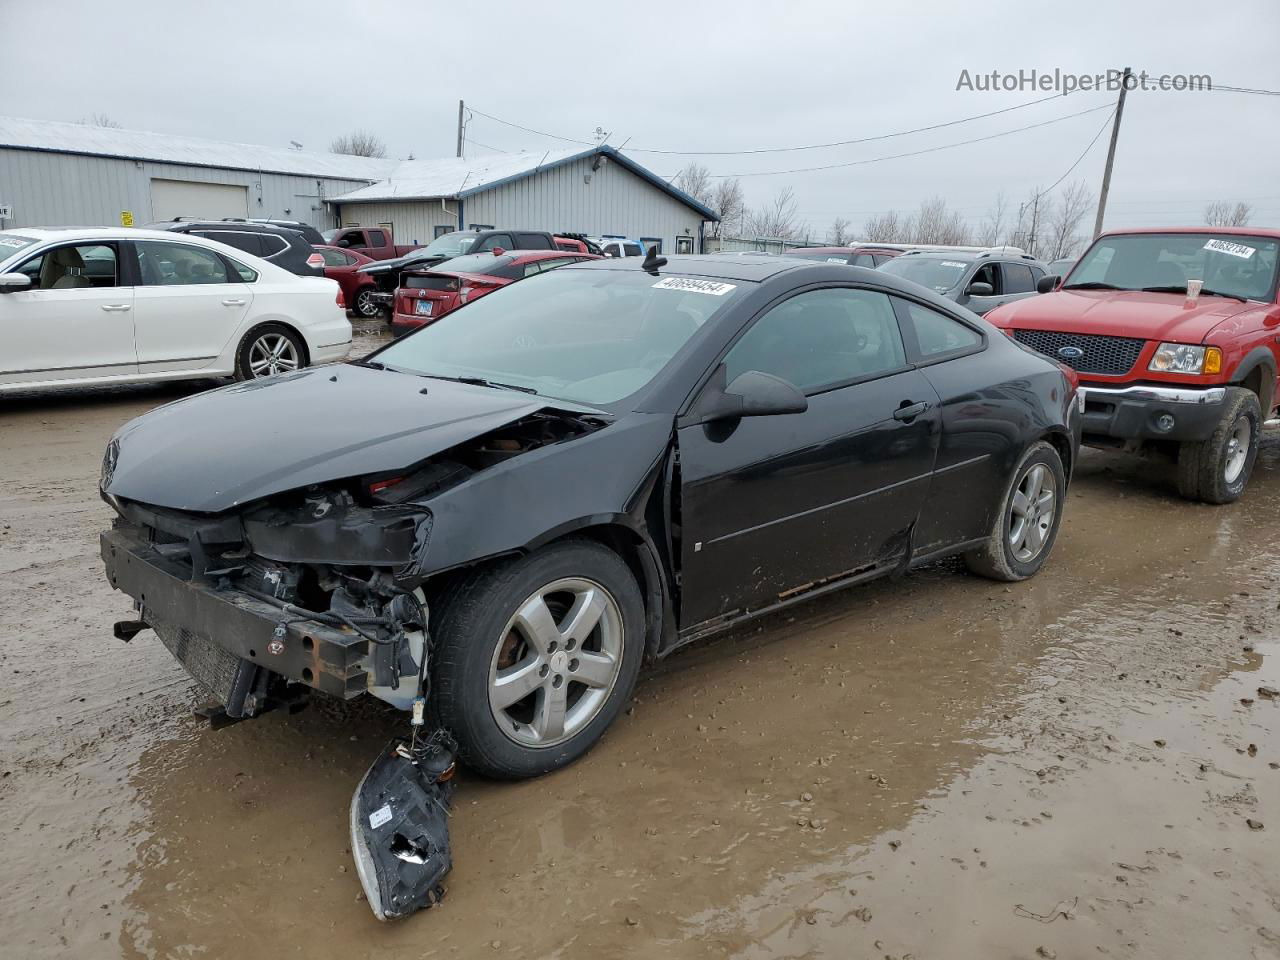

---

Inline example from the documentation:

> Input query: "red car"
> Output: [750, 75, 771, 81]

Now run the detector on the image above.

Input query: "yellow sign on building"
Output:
[120, 211, 134, 227]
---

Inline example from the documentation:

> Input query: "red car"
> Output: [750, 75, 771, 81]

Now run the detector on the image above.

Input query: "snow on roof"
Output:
[329, 145, 720, 221]
[329, 148, 588, 202]
[0, 115, 396, 181]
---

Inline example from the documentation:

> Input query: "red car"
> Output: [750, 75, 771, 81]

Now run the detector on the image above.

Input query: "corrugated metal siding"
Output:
[0, 147, 369, 230]
[463, 155, 705, 252]
[333, 201, 458, 246]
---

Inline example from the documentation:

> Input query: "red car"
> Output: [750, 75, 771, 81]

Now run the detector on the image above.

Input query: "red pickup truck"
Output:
[987, 227, 1280, 504]
[321, 225, 425, 260]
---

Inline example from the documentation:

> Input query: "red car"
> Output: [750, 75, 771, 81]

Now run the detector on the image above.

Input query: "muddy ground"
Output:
[3, 325, 1279, 959]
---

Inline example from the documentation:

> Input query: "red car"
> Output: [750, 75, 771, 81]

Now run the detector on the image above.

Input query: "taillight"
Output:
[307, 252, 325, 270]
[335, 287, 345, 309]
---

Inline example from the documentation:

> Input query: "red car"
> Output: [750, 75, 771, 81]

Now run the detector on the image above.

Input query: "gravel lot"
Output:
[2, 331, 1278, 959]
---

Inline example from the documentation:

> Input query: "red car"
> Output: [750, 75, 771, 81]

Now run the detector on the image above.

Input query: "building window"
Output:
[675, 236, 694, 254]
[640, 237, 662, 253]
[433, 225, 452, 238]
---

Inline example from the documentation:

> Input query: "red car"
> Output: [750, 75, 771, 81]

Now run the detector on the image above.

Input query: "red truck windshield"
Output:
[1068, 233, 1279, 303]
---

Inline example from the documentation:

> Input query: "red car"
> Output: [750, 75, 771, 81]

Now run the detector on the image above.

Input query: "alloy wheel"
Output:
[355, 289, 379, 317]
[1224, 416, 1251, 484]
[488, 577, 624, 748]
[1008, 463, 1057, 563]
[247, 333, 300, 378]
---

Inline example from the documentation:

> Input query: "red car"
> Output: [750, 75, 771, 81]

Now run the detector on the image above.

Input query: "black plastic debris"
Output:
[350, 731, 457, 921]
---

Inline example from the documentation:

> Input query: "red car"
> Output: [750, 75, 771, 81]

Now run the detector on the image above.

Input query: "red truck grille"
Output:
[1013, 330, 1147, 377]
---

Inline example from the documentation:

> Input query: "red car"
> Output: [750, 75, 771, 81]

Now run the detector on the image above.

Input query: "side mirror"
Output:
[1036, 274, 1060, 294]
[0, 273, 32, 294]
[966, 281, 994, 298]
[336, 239, 351, 248]
[702, 370, 808, 423]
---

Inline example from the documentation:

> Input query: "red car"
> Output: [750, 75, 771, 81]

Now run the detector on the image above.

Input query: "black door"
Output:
[677, 286, 941, 628]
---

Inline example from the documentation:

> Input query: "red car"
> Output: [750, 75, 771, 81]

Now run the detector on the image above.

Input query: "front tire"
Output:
[353, 286, 381, 318]
[965, 440, 1066, 582]
[234, 324, 306, 381]
[429, 540, 645, 780]
[1176, 387, 1261, 504]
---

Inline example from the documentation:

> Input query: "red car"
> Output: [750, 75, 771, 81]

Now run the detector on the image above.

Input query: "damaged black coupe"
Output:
[101, 252, 1080, 773]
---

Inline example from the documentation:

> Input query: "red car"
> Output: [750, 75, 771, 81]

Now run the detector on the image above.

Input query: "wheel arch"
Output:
[1230, 347, 1276, 414]
[1040, 426, 1075, 486]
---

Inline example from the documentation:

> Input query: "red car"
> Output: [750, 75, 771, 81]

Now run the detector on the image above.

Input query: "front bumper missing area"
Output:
[1079, 384, 1227, 444]
[101, 525, 370, 699]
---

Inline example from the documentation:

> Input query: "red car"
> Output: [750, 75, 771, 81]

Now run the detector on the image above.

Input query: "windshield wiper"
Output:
[1062, 281, 1123, 290]
[1140, 285, 1188, 294]
[1199, 288, 1248, 303]
[424, 374, 538, 394]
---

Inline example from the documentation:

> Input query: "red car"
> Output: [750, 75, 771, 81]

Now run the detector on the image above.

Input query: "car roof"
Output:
[563, 252, 812, 282]
[1099, 225, 1280, 240]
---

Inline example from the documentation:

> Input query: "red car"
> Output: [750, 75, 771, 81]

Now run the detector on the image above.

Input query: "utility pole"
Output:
[1093, 67, 1132, 238]
[456, 100, 464, 158]
[1028, 191, 1040, 258]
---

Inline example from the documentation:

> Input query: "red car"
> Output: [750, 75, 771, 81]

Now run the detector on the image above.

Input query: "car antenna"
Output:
[642, 245, 667, 275]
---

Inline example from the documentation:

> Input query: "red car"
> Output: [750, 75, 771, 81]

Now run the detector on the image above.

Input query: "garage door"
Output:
[150, 179, 249, 222]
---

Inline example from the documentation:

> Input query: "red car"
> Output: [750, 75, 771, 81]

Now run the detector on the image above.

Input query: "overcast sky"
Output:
[7, 0, 1279, 240]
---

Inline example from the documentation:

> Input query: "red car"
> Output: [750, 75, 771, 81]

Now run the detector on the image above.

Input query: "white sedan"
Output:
[0, 227, 352, 393]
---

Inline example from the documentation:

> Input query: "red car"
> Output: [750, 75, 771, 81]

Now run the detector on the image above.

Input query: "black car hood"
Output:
[358, 252, 449, 276]
[105, 365, 598, 513]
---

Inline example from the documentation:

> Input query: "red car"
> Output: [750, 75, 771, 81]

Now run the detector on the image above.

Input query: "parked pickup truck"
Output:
[986, 227, 1280, 504]
[357, 229, 581, 312]
[321, 225, 424, 261]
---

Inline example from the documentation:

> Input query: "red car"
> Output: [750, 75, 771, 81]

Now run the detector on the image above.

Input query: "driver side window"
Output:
[723, 288, 907, 394]
[17, 243, 120, 290]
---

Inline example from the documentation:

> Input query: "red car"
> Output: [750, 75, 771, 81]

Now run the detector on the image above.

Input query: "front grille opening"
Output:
[1014, 330, 1146, 376]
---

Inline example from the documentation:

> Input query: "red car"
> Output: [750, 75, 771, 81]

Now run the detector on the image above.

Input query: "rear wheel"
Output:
[1176, 387, 1260, 504]
[234, 324, 306, 381]
[429, 540, 645, 780]
[965, 440, 1066, 581]
[353, 287, 380, 318]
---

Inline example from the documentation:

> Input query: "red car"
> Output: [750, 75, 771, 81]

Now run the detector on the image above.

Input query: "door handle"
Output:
[100, 304, 132, 312]
[893, 400, 929, 421]
[221, 298, 246, 306]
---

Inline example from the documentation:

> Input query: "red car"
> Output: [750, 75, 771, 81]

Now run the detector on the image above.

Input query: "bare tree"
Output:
[709, 178, 745, 237]
[977, 193, 1009, 247]
[1204, 200, 1252, 227]
[330, 130, 388, 158]
[674, 162, 713, 205]
[1044, 180, 1093, 261]
[909, 196, 969, 246]
[863, 210, 906, 242]
[829, 217, 852, 246]
[80, 113, 121, 128]
[746, 187, 802, 240]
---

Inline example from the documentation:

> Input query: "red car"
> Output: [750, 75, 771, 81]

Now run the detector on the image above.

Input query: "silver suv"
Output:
[878, 247, 1050, 316]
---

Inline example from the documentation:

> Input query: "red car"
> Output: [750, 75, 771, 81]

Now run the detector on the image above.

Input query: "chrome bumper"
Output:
[1079, 385, 1226, 405]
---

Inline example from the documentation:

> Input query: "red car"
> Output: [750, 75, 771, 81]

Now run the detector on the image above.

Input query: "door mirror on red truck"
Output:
[337, 239, 351, 248]
[1037, 275, 1059, 294]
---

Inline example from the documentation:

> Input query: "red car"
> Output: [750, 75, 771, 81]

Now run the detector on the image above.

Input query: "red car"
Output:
[391, 250, 600, 335]
[986, 226, 1280, 504]
[315, 245, 382, 318]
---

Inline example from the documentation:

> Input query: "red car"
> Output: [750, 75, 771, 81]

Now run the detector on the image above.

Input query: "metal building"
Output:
[0, 119, 717, 249]
[0, 116, 393, 230]
[328, 146, 718, 252]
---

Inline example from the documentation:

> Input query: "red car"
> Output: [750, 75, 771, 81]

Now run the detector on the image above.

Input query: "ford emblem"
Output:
[1057, 345, 1085, 359]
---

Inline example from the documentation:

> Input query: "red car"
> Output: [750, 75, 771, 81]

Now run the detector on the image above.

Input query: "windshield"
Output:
[1068, 233, 1280, 302]
[0, 233, 40, 265]
[421, 232, 479, 258]
[878, 255, 970, 293]
[371, 268, 748, 406]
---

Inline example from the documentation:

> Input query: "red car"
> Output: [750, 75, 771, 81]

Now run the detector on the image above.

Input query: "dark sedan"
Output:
[99, 254, 1081, 782]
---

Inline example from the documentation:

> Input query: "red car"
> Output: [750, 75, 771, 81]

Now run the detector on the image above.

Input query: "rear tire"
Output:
[964, 440, 1066, 582]
[234, 323, 306, 381]
[429, 540, 645, 780]
[1176, 387, 1260, 504]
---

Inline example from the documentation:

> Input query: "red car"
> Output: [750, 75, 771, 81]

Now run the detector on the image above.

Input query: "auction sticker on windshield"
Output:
[1204, 239, 1256, 259]
[942, 261, 968, 268]
[653, 277, 737, 296]
[0, 235, 31, 249]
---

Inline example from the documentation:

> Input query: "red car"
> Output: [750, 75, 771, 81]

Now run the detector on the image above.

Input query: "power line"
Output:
[1204, 84, 1280, 96]
[470, 93, 1088, 157]
[1034, 106, 1117, 198]
[697, 102, 1113, 179]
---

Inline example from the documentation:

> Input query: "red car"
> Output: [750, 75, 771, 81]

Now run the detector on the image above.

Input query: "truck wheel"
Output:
[964, 440, 1066, 582]
[1176, 387, 1260, 504]
[428, 540, 645, 780]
